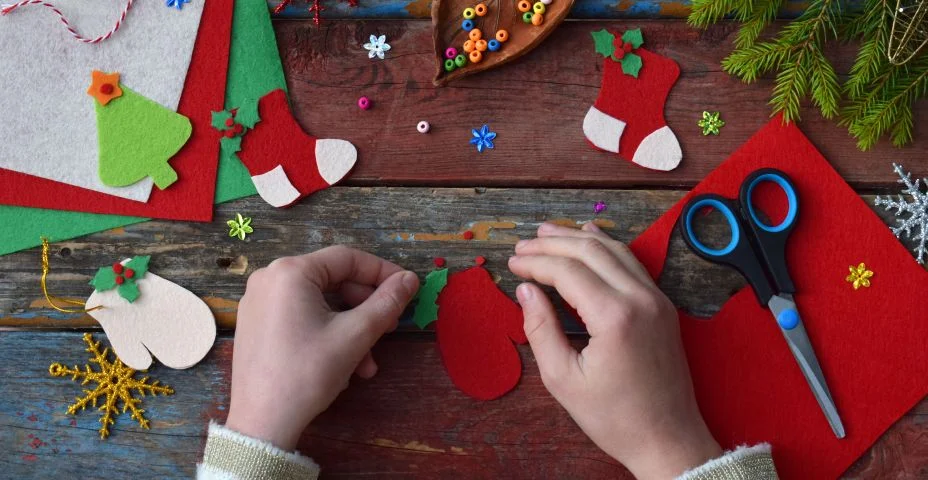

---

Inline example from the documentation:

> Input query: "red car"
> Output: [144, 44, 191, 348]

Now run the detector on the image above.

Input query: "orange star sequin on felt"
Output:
[87, 70, 123, 106]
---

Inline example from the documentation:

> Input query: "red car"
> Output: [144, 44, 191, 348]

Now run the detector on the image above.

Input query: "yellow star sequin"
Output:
[845, 262, 874, 290]
[49, 333, 173, 439]
[698, 111, 725, 135]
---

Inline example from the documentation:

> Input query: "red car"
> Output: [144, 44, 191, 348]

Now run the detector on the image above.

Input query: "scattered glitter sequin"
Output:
[165, 0, 190, 10]
[594, 201, 607, 214]
[845, 262, 874, 290]
[227, 213, 254, 241]
[698, 111, 725, 136]
[470, 124, 496, 153]
[363, 34, 391, 60]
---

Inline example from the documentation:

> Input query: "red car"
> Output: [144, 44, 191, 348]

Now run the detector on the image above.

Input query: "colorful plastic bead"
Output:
[417, 120, 430, 133]
[487, 39, 501, 51]
[517, 0, 531, 12]
[462, 19, 475, 31]
[445, 47, 458, 59]
[495, 29, 509, 42]
[468, 28, 482, 42]
[357, 96, 371, 110]
[454, 54, 467, 68]
[533, 1, 545, 13]
[532, 12, 543, 25]
[463, 39, 476, 53]
[522, 11, 533, 23]
[444, 59, 456, 71]
[469, 50, 483, 63]
[462, 7, 475, 18]
[475, 39, 488, 52]
[474, 2, 487, 15]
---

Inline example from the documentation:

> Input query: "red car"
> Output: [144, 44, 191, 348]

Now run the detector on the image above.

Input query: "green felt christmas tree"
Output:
[90, 72, 191, 190]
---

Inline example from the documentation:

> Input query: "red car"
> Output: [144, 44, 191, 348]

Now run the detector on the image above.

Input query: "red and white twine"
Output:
[0, 0, 134, 44]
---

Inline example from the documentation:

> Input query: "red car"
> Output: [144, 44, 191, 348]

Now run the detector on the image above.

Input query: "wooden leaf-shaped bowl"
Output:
[431, 0, 575, 85]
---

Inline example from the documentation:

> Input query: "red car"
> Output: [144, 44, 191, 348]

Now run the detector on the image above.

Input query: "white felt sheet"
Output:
[0, 0, 205, 202]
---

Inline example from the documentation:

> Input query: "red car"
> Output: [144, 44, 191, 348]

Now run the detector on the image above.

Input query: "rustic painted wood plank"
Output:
[1, 332, 926, 478]
[1, 188, 918, 330]
[267, 0, 813, 19]
[272, 19, 928, 189]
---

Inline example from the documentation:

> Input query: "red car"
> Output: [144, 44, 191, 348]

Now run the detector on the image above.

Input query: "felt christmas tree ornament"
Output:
[432, 0, 576, 85]
[583, 29, 683, 172]
[435, 266, 527, 400]
[85, 257, 216, 370]
[628, 116, 928, 479]
[214, 0, 356, 208]
[89, 71, 192, 190]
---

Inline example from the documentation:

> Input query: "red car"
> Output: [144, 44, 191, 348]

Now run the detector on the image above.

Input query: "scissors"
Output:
[677, 168, 845, 439]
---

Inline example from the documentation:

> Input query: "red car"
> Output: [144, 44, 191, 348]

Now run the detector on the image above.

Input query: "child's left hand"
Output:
[225, 247, 420, 450]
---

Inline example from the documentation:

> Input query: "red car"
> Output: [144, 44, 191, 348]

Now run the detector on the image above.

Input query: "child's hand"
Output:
[225, 247, 420, 450]
[509, 223, 721, 479]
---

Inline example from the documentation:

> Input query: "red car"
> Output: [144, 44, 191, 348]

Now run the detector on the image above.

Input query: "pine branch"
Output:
[735, 0, 785, 48]
[847, 54, 928, 149]
[688, 0, 752, 27]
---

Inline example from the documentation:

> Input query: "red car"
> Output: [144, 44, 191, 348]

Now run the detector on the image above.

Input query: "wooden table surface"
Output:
[3, 2, 928, 478]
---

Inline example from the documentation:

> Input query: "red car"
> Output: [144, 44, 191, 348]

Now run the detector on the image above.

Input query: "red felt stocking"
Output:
[583, 48, 682, 171]
[238, 89, 357, 207]
[436, 266, 528, 400]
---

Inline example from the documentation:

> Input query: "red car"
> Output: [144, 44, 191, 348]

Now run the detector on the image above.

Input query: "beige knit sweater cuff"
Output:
[676, 443, 778, 480]
[197, 422, 320, 480]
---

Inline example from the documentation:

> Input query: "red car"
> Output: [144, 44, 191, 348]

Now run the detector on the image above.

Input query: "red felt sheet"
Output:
[436, 266, 528, 400]
[628, 117, 928, 479]
[0, 0, 233, 221]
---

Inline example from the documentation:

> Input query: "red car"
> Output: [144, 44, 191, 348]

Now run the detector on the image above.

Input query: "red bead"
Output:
[99, 84, 114, 95]
[232, 123, 244, 135]
[475, 255, 486, 266]
[124, 268, 135, 279]
[463, 230, 474, 240]
[112, 262, 124, 274]
[224, 117, 235, 127]
[224, 130, 236, 138]
[434, 257, 446, 268]
[115, 276, 124, 285]
[623, 42, 633, 53]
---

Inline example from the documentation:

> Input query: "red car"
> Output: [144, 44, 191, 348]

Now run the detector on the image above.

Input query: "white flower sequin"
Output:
[363, 34, 391, 60]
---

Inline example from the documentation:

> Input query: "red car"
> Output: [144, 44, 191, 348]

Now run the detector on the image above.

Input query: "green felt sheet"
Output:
[0, 0, 287, 255]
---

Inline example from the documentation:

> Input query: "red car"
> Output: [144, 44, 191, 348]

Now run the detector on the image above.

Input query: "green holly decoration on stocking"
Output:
[88, 71, 192, 190]
[90, 256, 151, 303]
[590, 28, 645, 78]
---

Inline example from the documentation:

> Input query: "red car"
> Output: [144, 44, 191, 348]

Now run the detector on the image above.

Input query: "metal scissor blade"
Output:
[768, 295, 846, 439]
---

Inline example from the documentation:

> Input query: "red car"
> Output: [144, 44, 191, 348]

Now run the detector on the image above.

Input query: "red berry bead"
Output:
[224, 117, 235, 127]
[434, 257, 446, 268]
[112, 262, 124, 274]
[463, 230, 474, 240]
[475, 255, 486, 266]
[100, 83, 114, 95]
[232, 123, 244, 135]
[115, 276, 125, 285]
[124, 268, 135, 279]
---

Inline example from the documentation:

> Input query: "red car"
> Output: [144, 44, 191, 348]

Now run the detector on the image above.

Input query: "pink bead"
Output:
[357, 96, 371, 110]
[445, 47, 458, 59]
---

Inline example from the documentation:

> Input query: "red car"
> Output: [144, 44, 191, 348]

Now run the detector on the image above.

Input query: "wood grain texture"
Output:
[2, 331, 927, 479]
[2, 188, 919, 331]
[273, 19, 928, 189]
[267, 0, 813, 19]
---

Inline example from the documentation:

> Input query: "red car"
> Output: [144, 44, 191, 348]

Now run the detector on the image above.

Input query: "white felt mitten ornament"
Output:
[86, 257, 216, 370]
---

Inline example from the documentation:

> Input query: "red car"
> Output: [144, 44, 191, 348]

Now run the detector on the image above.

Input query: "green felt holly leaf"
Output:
[621, 28, 644, 49]
[125, 255, 151, 278]
[412, 268, 448, 329]
[621, 53, 643, 78]
[591, 29, 616, 59]
[235, 100, 261, 129]
[220, 136, 242, 156]
[211, 110, 234, 131]
[118, 282, 141, 303]
[90, 267, 118, 291]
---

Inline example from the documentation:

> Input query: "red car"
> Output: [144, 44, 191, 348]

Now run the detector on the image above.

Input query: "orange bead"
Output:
[463, 39, 476, 53]
[531, 12, 543, 25]
[475, 39, 488, 51]
[517, 0, 531, 12]
[474, 2, 487, 16]
[468, 28, 482, 42]
[495, 29, 509, 42]
[469, 50, 483, 63]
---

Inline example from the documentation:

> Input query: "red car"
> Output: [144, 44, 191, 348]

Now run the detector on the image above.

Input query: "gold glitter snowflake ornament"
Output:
[50, 333, 174, 439]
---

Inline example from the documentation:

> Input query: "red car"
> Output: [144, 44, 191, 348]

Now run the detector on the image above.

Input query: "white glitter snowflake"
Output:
[363, 34, 391, 60]
[874, 163, 928, 264]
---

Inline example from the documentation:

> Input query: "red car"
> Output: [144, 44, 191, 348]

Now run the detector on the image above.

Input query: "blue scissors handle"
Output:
[677, 169, 799, 305]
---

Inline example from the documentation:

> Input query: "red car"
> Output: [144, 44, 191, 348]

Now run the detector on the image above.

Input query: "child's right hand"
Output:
[509, 222, 722, 479]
